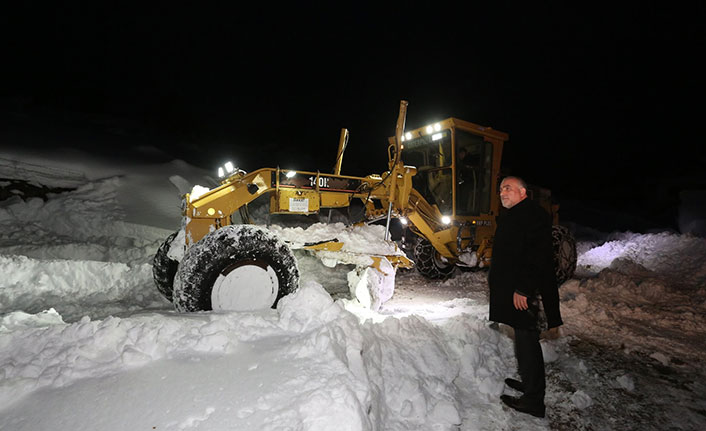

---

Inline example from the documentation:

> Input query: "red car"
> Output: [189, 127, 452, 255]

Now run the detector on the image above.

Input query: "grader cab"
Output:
[153, 101, 577, 312]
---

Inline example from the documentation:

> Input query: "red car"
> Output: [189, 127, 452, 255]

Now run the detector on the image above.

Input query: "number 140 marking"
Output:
[309, 176, 329, 188]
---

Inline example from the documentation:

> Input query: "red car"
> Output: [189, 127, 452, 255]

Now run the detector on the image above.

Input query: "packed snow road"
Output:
[1, 161, 705, 430]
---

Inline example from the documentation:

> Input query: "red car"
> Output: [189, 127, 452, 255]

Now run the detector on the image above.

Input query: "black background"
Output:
[3, 2, 705, 231]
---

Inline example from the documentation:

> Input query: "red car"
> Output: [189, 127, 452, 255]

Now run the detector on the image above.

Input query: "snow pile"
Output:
[365, 315, 462, 428]
[0, 282, 374, 430]
[577, 231, 706, 287]
[0, 253, 163, 321]
[0, 173, 171, 266]
[0, 175, 171, 322]
[0, 280, 522, 430]
[562, 233, 706, 364]
[0, 178, 124, 244]
[362, 314, 506, 430]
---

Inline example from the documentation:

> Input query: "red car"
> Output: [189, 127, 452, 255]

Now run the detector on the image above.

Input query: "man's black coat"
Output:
[488, 198, 562, 330]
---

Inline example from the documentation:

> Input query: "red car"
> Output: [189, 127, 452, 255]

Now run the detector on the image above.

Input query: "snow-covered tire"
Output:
[153, 230, 180, 301]
[173, 225, 299, 312]
[553, 225, 577, 285]
[414, 238, 455, 279]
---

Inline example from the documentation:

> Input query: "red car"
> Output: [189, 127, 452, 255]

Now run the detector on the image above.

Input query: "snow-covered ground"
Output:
[1, 145, 705, 430]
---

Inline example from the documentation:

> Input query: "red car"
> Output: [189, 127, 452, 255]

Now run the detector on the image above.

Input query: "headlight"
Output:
[441, 216, 451, 225]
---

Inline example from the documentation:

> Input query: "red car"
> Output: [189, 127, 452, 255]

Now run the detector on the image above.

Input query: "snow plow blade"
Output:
[299, 238, 413, 270]
[284, 232, 413, 311]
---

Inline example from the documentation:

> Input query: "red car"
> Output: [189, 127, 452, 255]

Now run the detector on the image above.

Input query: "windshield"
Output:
[403, 128, 493, 216]
[403, 130, 453, 214]
[455, 130, 493, 216]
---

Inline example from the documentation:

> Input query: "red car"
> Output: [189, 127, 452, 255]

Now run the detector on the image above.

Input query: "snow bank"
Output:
[0, 175, 175, 322]
[563, 233, 706, 362]
[0, 278, 531, 430]
[0, 283, 372, 429]
[0, 254, 164, 321]
[577, 232, 706, 287]
[0, 178, 124, 240]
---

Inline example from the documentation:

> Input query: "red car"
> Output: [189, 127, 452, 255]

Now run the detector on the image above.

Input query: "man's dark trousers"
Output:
[514, 327, 545, 405]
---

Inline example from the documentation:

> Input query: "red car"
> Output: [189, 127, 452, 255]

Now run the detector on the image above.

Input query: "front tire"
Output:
[153, 230, 180, 301]
[173, 225, 300, 312]
[414, 238, 455, 279]
[553, 225, 577, 285]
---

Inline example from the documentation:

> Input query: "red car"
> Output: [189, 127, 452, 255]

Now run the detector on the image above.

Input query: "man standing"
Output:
[488, 176, 562, 418]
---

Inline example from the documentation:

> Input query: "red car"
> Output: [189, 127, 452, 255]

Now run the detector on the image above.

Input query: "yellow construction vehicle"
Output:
[153, 101, 576, 312]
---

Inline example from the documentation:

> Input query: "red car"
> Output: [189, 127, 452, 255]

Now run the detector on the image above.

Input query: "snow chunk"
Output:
[270, 223, 401, 257]
[276, 281, 343, 332]
[650, 352, 670, 366]
[571, 390, 593, 409]
[347, 258, 395, 311]
[0, 308, 64, 331]
[617, 374, 635, 392]
[189, 185, 211, 201]
[166, 228, 186, 261]
[540, 340, 560, 363]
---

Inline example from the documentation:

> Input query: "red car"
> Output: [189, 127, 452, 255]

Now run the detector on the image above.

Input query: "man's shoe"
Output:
[504, 378, 525, 392]
[500, 395, 545, 418]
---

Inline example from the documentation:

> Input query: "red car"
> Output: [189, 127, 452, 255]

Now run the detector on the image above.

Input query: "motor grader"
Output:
[153, 101, 577, 312]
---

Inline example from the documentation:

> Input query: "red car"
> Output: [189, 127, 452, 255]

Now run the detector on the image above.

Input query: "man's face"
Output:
[499, 178, 526, 209]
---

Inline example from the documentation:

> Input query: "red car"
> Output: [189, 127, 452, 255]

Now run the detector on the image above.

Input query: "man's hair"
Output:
[501, 176, 527, 190]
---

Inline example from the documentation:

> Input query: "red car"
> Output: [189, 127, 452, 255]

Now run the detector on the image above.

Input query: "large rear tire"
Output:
[153, 231, 180, 301]
[553, 225, 577, 285]
[414, 238, 455, 280]
[173, 225, 299, 312]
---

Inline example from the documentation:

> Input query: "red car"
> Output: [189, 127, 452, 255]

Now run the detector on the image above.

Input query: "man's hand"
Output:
[513, 292, 528, 310]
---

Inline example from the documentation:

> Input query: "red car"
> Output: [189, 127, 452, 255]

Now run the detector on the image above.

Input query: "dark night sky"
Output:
[3, 2, 706, 230]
